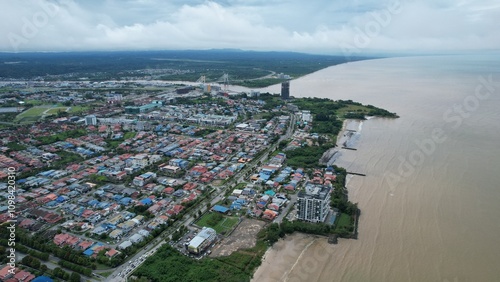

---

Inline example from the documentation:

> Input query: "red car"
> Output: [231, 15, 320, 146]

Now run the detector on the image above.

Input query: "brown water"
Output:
[253, 55, 500, 282]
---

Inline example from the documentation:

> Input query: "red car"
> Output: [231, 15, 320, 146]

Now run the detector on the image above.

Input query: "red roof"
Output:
[14, 270, 35, 281]
[183, 182, 198, 191]
[0, 266, 14, 280]
[173, 205, 184, 214]
[163, 187, 175, 194]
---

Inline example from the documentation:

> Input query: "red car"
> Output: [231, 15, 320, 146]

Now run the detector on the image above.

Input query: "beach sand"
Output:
[251, 233, 325, 282]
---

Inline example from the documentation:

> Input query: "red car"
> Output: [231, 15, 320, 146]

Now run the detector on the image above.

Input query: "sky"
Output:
[1, 0, 500, 54]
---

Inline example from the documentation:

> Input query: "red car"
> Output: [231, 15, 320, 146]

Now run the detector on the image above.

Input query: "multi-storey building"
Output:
[297, 182, 331, 223]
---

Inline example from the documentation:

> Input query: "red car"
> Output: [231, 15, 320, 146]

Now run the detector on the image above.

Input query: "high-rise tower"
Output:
[281, 80, 290, 100]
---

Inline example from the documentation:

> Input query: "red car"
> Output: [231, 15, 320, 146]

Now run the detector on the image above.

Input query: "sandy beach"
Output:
[251, 233, 331, 282]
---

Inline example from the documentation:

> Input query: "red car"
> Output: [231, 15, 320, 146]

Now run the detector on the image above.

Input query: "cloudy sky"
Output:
[1, 0, 500, 54]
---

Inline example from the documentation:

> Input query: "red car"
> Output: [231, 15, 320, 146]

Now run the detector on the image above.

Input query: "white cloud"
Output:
[0, 0, 499, 53]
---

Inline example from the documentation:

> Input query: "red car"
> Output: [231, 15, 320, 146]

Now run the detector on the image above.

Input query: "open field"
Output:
[336, 104, 370, 118]
[45, 107, 70, 115]
[195, 212, 240, 234]
[14, 105, 52, 123]
[14, 105, 89, 123]
[123, 131, 137, 139]
[210, 218, 266, 257]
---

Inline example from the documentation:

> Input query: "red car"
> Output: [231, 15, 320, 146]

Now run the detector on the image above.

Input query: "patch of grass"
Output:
[95, 263, 112, 270]
[46, 107, 69, 115]
[14, 106, 51, 122]
[6, 142, 26, 151]
[99, 271, 113, 277]
[336, 104, 370, 119]
[68, 105, 89, 114]
[234, 182, 247, 190]
[123, 131, 137, 139]
[216, 252, 254, 270]
[334, 213, 353, 232]
[23, 99, 45, 106]
[196, 212, 239, 234]
[16, 116, 40, 124]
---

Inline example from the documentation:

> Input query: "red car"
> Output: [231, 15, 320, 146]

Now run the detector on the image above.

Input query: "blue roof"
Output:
[83, 249, 94, 256]
[98, 202, 110, 209]
[274, 176, 285, 182]
[140, 198, 153, 205]
[46, 201, 58, 207]
[230, 203, 242, 210]
[88, 199, 99, 206]
[56, 196, 67, 203]
[212, 205, 229, 213]
[33, 276, 54, 282]
[259, 173, 271, 181]
[120, 197, 132, 205]
[265, 190, 276, 196]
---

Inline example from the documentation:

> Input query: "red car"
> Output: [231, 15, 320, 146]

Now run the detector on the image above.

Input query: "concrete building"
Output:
[281, 81, 290, 100]
[297, 183, 331, 223]
[129, 233, 144, 244]
[187, 227, 216, 255]
[85, 114, 97, 126]
[118, 240, 132, 250]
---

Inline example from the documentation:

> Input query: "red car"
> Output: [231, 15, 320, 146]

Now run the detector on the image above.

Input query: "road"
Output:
[275, 193, 298, 224]
[105, 113, 297, 281]
[104, 187, 234, 281]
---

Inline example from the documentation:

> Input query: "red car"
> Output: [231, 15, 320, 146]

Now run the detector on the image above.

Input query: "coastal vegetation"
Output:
[285, 144, 332, 168]
[292, 98, 398, 122]
[238, 78, 287, 88]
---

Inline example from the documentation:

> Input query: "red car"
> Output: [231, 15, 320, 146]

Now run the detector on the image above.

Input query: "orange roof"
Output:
[106, 249, 119, 257]
[45, 193, 57, 200]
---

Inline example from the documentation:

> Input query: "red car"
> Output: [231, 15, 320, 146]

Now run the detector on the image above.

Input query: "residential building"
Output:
[85, 115, 97, 126]
[296, 183, 331, 223]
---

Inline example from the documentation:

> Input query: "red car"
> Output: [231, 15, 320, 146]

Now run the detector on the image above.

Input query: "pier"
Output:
[347, 172, 366, 176]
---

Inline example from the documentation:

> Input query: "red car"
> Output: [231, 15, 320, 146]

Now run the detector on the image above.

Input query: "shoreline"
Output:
[251, 233, 324, 282]
[252, 119, 364, 281]
[320, 119, 362, 166]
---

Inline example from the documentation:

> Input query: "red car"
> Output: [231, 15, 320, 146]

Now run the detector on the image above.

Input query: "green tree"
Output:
[69, 272, 81, 282]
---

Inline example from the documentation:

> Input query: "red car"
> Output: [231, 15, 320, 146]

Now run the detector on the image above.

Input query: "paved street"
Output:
[103, 112, 297, 281]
